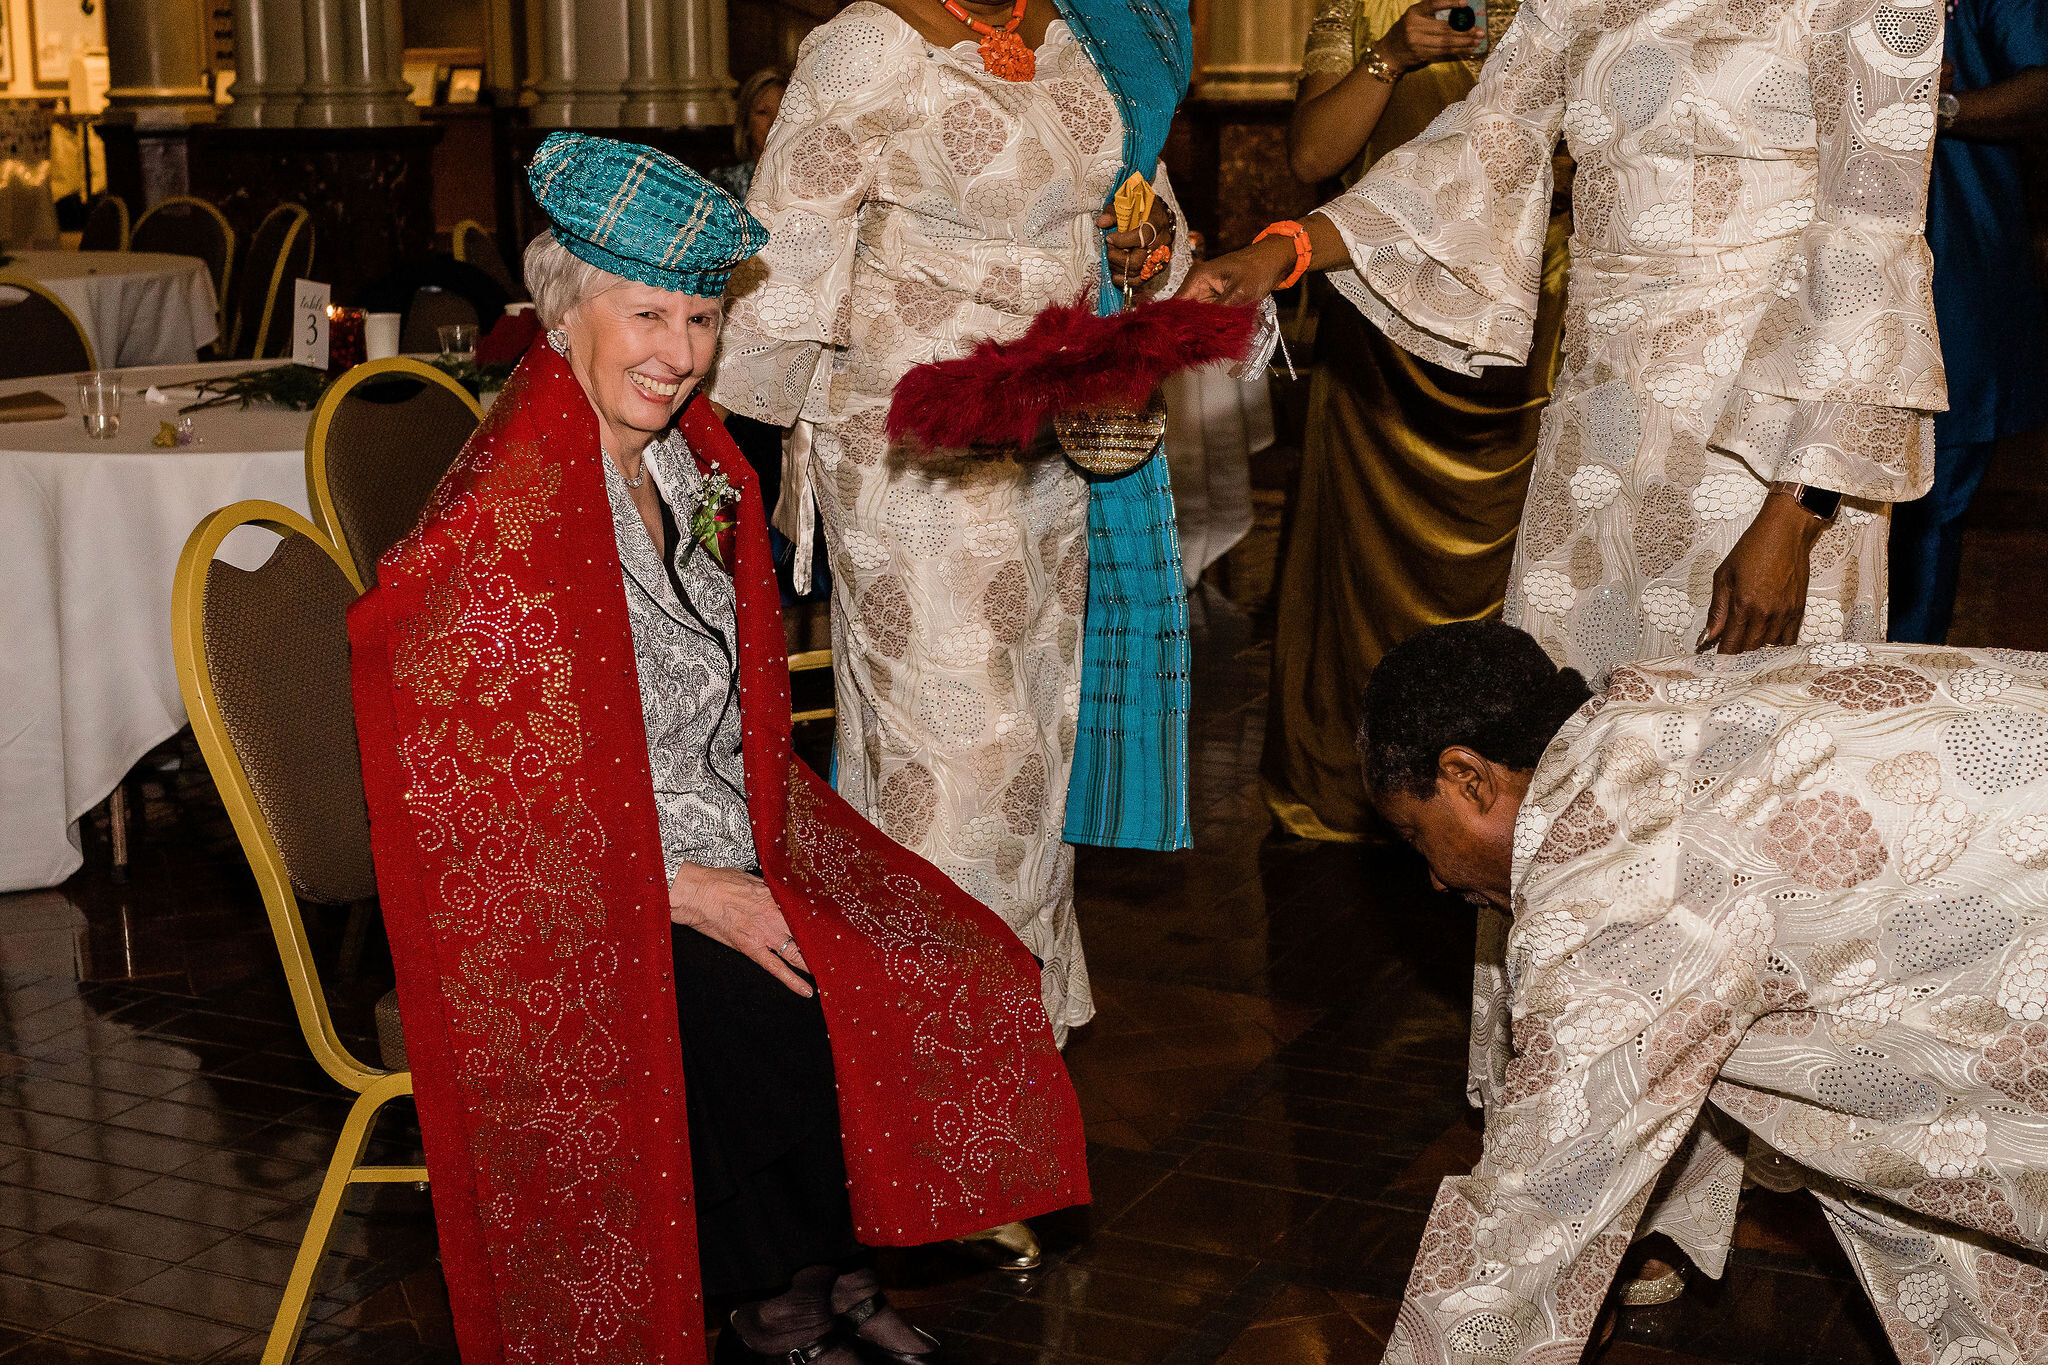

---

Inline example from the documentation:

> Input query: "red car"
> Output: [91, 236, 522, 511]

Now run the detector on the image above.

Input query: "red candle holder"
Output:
[327, 306, 366, 373]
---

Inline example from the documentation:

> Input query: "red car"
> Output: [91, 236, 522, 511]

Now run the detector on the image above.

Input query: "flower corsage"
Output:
[685, 470, 741, 567]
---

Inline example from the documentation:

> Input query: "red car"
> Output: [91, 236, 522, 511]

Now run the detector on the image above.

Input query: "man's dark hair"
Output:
[1358, 621, 1594, 800]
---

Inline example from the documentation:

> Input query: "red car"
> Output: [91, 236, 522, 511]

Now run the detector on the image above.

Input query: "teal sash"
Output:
[1054, 0, 1194, 852]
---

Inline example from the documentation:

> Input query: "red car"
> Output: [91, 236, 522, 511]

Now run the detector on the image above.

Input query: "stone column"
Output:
[380, 0, 417, 120]
[224, 0, 306, 127]
[528, 0, 580, 127]
[1196, 0, 1313, 100]
[297, 0, 357, 125]
[104, 0, 216, 112]
[297, 0, 413, 126]
[340, 0, 412, 125]
[571, 0, 629, 126]
[671, 0, 733, 127]
[620, 0, 685, 126]
[485, 0, 525, 105]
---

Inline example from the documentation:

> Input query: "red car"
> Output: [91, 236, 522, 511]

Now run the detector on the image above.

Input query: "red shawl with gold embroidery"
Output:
[348, 341, 1089, 1365]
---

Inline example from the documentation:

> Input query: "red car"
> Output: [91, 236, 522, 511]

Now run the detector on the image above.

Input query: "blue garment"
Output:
[1893, 0, 2048, 642]
[1927, 0, 2048, 446]
[1054, 0, 1196, 852]
[1891, 436, 1997, 643]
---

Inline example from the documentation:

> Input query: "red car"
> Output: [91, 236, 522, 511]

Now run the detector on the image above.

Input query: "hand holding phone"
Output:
[1379, 1, 1488, 72]
[1432, 4, 1489, 56]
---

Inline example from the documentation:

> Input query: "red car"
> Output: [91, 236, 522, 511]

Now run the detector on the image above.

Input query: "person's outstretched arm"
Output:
[1181, 0, 1569, 376]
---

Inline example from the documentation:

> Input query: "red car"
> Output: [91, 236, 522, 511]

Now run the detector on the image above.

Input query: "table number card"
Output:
[292, 279, 331, 369]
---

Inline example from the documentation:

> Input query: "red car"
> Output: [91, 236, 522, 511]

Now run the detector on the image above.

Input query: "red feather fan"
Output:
[886, 297, 1261, 453]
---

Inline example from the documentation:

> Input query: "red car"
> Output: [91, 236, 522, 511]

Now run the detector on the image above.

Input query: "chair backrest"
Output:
[0, 278, 93, 377]
[171, 502, 385, 1092]
[79, 194, 129, 252]
[400, 285, 482, 354]
[306, 358, 483, 586]
[131, 195, 235, 316]
[232, 203, 314, 360]
[451, 219, 522, 300]
[790, 649, 835, 724]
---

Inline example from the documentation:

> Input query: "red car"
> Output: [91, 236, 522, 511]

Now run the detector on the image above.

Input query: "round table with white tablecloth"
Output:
[0, 360, 312, 891]
[3, 250, 221, 369]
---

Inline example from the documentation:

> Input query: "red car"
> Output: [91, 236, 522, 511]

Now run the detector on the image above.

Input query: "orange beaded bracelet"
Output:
[1254, 220, 1313, 290]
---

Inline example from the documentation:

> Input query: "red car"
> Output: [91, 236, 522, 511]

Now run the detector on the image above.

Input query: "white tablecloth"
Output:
[5, 250, 220, 369]
[0, 360, 311, 891]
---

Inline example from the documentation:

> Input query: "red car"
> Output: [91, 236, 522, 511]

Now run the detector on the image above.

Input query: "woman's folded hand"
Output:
[669, 862, 815, 997]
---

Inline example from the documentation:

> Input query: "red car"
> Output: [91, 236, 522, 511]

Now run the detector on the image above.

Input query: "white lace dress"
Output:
[711, 2, 1189, 1041]
[1313, 0, 1948, 680]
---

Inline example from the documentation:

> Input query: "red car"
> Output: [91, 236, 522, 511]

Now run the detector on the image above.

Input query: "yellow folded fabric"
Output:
[1113, 172, 1155, 233]
[0, 390, 64, 422]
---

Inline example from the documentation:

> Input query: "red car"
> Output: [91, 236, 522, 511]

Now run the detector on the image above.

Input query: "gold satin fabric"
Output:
[1263, 4, 1570, 841]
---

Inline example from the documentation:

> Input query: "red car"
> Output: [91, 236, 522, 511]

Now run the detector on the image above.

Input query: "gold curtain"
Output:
[1262, 0, 1570, 841]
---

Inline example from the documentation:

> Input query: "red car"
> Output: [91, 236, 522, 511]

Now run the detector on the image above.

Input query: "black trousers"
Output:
[672, 921, 860, 1300]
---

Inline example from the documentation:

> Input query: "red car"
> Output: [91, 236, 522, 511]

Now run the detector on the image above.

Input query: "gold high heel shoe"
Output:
[1618, 1262, 1687, 1306]
[952, 1221, 1041, 1271]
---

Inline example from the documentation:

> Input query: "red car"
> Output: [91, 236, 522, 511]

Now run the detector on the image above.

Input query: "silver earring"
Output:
[546, 328, 570, 357]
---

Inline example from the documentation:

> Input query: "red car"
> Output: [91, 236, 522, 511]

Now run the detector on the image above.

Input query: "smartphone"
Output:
[1434, 4, 1489, 57]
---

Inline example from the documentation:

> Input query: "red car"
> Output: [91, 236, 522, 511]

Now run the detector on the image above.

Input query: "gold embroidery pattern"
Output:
[383, 370, 660, 1360]
[783, 769, 1068, 1211]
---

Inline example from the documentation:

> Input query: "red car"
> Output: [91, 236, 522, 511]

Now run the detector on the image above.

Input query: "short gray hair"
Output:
[523, 229, 624, 329]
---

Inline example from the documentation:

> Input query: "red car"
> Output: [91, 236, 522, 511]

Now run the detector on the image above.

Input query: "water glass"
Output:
[79, 372, 121, 440]
[438, 322, 477, 359]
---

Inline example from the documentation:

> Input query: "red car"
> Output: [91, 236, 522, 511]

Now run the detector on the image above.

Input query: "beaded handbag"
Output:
[886, 296, 1258, 477]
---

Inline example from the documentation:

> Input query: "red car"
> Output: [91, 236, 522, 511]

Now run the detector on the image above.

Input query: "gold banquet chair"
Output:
[305, 358, 482, 587]
[789, 648, 835, 724]
[79, 193, 130, 252]
[231, 203, 315, 360]
[450, 217, 522, 299]
[0, 278, 93, 378]
[132, 195, 236, 318]
[172, 503, 425, 1365]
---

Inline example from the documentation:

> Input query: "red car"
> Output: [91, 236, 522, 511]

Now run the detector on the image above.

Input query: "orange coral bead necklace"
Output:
[942, 0, 1036, 81]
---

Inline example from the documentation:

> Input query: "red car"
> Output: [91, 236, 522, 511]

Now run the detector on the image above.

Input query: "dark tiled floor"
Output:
[4, 459, 2045, 1365]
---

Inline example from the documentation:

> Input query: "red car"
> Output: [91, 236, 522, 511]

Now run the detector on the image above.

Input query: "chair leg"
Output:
[108, 785, 130, 882]
[261, 1073, 410, 1365]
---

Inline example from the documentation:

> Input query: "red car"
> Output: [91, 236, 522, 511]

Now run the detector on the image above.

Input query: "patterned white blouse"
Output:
[1309, 0, 1950, 677]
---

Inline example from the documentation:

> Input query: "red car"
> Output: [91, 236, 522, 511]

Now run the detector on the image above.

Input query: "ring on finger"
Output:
[776, 935, 797, 957]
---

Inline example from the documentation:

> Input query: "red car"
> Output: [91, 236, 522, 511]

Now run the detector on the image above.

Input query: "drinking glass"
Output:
[438, 322, 477, 359]
[79, 372, 121, 440]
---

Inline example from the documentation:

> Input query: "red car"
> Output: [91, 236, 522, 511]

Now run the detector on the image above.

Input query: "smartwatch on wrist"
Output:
[1771, 481, 1842, 522]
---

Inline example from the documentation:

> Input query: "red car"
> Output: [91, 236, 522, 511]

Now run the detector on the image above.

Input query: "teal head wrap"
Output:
[527, 131, 767, 297]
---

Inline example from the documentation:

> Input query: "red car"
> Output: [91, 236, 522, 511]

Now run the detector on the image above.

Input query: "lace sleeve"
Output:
[1709, 0, 1948, 502]
[1301, 0, 1358, 79]
[708, 9, 903, 425]
[1309, 0, 1569, 374]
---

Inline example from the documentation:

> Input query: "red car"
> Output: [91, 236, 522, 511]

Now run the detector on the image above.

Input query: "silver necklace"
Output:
[606, 447, 648, 489]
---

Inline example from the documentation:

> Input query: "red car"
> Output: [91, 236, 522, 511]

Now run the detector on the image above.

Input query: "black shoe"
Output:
[836, 1292, 946, 1365]
[714, 1313, 847, 1365]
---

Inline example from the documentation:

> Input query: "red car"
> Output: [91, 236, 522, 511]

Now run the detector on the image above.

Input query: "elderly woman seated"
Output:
[1356, 622, 2048, 1365]
[348, 134, 1088, 1365]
